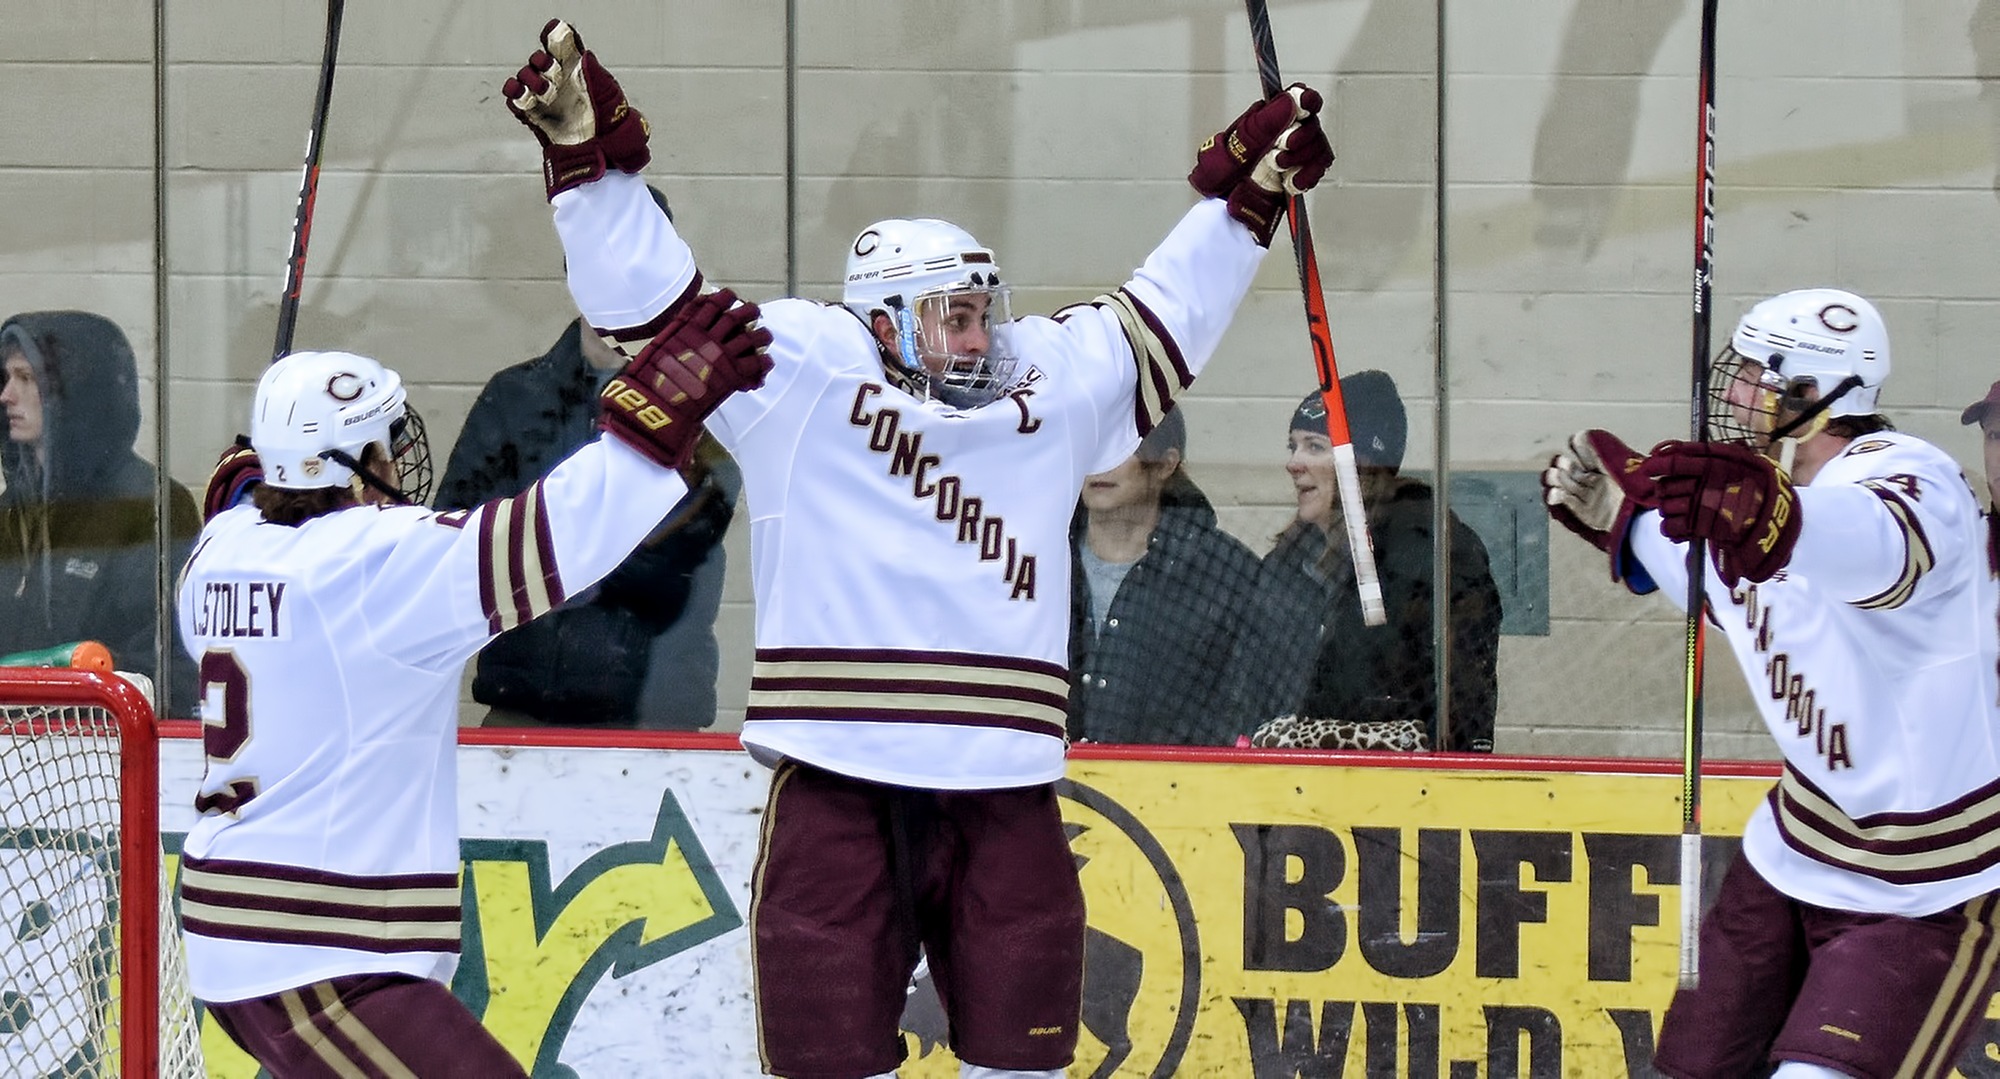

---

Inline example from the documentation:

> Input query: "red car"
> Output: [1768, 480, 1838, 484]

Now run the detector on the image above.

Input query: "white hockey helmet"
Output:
[842, 218, 1018, 407]
[250, 350, 432, 502]
[1709, 288, 1890, 445]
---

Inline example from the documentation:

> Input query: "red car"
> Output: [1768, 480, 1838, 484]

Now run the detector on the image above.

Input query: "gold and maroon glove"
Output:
[1540, 429, 1659, 583]
[1189, 84, 1333, 246]
[503, 20, 651, 200]
[202, 436, 262, 521]
[598, 289, 773, 470]
[1644, 440, 1802, 587]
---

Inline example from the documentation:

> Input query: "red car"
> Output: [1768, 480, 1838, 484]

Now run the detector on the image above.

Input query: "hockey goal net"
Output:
[0, 667, 205, 1077]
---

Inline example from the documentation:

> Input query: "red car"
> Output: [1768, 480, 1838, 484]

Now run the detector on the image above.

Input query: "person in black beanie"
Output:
[1226, 370, 1501, 751]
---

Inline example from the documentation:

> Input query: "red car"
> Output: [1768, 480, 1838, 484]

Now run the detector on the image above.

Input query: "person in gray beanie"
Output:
[1226, 370, 1500, 751]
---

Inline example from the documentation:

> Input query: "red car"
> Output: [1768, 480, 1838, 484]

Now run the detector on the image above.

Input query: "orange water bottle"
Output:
[0, 640, 114, 672]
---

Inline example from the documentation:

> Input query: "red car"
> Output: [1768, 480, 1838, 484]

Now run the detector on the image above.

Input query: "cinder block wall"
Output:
[8, 1, 1996, 756]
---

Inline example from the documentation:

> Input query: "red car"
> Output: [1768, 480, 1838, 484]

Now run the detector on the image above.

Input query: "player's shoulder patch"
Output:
[1844, 438, 1896, 456]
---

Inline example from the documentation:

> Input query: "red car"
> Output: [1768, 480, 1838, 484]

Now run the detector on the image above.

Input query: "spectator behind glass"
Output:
[1964, 381, 2000, 668]
[1066, 406, 1259, 745]
[1228, 370, 1501, 752]
[1964, 379, 2000, 510]
[0, 312, 200, 713]
[435, 194, 737, 729]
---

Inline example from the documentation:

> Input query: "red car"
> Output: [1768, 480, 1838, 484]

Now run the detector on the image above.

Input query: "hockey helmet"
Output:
[1709, 288, 1889, 446]
[250, 350, 433, 503]
[843, 218, 1018, 408]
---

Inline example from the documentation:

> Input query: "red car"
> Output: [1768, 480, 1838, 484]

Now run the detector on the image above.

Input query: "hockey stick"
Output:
[272, 0, 346, 362]
[1243, 0, 1386, 627]
[1677, 0, 1721, 991]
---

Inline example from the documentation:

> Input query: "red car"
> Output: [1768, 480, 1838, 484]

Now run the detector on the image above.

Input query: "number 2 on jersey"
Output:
[196, 649, 260, 814]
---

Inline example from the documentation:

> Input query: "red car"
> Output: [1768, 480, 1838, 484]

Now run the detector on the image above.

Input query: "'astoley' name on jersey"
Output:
[193, 581, 288, 638]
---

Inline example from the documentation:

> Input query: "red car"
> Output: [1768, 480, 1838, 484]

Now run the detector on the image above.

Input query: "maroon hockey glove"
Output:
[503, 20, 651, 200]
[202, 436, 262, 521]
[1190, 85, 1333, 246]
[599, 289, 773, 470]
[1644, 440, 1801, 587]
[1540, 429, 1659, 582]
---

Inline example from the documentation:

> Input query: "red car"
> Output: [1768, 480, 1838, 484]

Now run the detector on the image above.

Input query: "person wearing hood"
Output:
[1066, 406, 1260, 745]
[0, 311, 199, 713]
[1229, 370, 1501, 752]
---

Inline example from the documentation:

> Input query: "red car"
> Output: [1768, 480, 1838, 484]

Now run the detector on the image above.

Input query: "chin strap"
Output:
[319, 447, 411, 505]
[1768, 373, 1864, 445]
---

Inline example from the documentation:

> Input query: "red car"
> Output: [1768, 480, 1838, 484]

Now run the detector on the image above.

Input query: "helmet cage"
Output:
[844, 218, 1020, 408]
[322, 406, 434, 506]
[1707, 345, 1868, 450]
[1706, 346, 1790, 448]
[885, 278, 1018, 408]
[386, 406, 433, 504]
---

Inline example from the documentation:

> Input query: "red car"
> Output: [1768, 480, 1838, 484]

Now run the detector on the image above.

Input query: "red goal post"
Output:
[0, 667, 204, 1077]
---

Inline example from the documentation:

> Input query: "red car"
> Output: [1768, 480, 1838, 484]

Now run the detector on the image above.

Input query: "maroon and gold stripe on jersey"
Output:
[179, 855, 461, 954]
[1772, 763, 2000, 885]
[588, 270, 706, 362]
[1059, 287, 1192, 440]
[746, 647, 1069, 739]
[1854, 477, 1937, 611]
[477, 479, 565, 634]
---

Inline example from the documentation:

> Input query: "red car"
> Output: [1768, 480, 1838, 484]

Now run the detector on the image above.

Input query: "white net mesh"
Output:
[0, 700, 204, 1078]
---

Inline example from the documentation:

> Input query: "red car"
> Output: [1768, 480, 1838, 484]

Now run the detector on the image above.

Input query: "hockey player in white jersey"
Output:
[177, 293, 770, 1076]
[1543, 289, 2000, 1079]
[503, 18, 1331, 1079]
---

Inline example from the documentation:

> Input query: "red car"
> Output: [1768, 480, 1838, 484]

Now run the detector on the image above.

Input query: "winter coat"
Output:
[435, 321, 732, 726]
[0, 312, 199, 713]
[1066, 472, 1261, 745]
[1228, 472, 1500, 752]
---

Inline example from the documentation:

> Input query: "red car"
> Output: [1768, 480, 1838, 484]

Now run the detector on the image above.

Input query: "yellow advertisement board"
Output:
[896, 756, 1999, 1077]
[155, 742, 2000, 1077]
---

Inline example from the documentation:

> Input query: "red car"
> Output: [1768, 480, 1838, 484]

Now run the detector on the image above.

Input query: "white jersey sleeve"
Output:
[1027, 196, 1268, 475]
[1628, 433, 2000, 916]
[1630, 434, 1980, 614]
[353, 435, 694, 671]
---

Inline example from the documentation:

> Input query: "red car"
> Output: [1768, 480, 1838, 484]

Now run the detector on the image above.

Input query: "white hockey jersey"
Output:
[1629, 432, 2000, 915]
[555, 172, 1265, 789]
[176, 437, 687, 1002]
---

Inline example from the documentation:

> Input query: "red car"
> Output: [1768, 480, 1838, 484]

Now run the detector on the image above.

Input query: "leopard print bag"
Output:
[1249, 714, 1431, 752]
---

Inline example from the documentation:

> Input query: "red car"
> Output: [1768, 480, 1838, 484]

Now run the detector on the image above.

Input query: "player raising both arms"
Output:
[176, 297, 769, 1076]
[1543, 289, 2000, 1079]
[503, 18, 1330, 1079]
